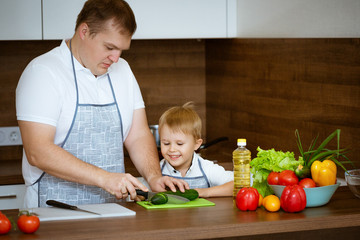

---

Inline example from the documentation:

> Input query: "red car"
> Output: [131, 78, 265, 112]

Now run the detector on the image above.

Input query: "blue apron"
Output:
[161, 154, 210, 189]
[36, 41, 124, 207]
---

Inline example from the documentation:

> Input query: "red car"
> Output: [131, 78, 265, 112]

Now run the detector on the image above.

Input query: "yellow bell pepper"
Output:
[311, 160, 337, 186]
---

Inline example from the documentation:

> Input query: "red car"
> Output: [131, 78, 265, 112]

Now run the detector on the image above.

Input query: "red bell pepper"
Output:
[280, 185, 306, 213]
[236, 187, 259, 211]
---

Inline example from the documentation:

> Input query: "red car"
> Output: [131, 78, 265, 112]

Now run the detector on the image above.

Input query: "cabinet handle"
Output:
[0, 194, 17, 199]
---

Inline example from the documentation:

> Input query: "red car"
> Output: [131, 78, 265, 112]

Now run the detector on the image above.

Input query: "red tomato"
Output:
[0, 212, 11, 235]
[267, 172, 279, 185]
[17, 211, 40, 234]
[278, 170, 299, 186]
[236, 187, 259, 211]
[280, 185, 307, 213]
[299, 178, 316, 188]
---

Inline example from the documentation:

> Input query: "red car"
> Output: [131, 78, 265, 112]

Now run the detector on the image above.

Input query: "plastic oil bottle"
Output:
[233, 138, 251, 200]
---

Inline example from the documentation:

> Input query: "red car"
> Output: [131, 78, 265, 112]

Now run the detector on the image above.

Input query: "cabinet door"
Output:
[42, 0, 86, 40]
[236, 0, 360, 38]
[128, 0, 231, 39]
[0, 184, 26, 210]
[0, 0, 42, 40]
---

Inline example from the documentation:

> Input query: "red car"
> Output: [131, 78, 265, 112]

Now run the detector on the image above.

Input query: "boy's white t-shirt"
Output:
[16, 40, 144, 207]
[160, 153, 234, 187]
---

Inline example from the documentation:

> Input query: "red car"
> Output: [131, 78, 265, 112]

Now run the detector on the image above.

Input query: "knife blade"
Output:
[46, 200, 101, 215]
[136, 190, 190, 204]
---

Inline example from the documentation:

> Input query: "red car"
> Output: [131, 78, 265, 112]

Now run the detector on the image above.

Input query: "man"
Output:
[16, 0, 188, 208]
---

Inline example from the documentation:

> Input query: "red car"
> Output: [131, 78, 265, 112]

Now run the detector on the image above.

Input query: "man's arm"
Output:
[18, 120, 147, 200]
[124, 108, 189, 193]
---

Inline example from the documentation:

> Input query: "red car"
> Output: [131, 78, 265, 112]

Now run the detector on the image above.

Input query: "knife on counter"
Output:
[136, 190, 190, 204]
[46, 200, 101, 215]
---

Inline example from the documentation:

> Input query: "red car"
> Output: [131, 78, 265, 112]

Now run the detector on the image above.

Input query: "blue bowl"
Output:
[270, 183, 340, 207]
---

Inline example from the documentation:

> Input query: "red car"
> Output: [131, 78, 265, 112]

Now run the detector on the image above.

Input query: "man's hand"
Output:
[147, 175, 189, 193]
[100, 172, 149, 201]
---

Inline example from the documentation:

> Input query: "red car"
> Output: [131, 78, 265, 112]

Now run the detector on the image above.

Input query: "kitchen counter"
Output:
[1, 187, 359, 240]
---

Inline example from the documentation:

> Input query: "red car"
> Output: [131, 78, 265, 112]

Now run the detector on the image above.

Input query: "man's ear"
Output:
[78, 22, 89, 40]
[194, 138, 203, 151]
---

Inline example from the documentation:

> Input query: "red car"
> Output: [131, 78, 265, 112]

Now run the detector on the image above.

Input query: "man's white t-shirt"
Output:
[16, 40, 144, 207]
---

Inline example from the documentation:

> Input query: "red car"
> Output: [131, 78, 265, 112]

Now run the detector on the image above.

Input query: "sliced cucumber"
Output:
[150, 193, 168, 205]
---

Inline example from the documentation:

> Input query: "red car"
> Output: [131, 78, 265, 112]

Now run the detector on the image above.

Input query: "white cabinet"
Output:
[42, 0, 86, 40]
[128, 0, 236, 39]
[2, 0, 360, 40]
[236, 0, 360, 38]
[0, 184, 26, 210]
[0, 0, 42, 40]
[41, 0, 236, 40]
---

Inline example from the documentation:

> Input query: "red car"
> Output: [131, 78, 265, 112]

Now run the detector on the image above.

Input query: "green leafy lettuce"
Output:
[250, 147, 304, 197]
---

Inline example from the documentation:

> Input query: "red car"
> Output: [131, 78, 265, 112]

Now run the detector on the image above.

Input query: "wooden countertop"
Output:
[1, 187, 360, 239]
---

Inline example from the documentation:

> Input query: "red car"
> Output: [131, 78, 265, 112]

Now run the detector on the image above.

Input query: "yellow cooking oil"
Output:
[233, 138, 251, 200]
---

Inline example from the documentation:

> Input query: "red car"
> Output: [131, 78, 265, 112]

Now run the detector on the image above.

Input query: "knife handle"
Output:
[46, 200, 78, 210]
[135, 189, 149, 199]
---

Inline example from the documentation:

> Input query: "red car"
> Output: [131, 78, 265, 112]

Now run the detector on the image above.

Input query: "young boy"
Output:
[158, 102, 233, 197]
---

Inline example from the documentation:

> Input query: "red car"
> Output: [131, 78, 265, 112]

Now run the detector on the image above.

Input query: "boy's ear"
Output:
[194, 138, 203, 151]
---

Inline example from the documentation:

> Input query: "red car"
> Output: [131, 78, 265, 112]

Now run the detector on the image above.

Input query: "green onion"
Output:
[295, 129, 353, 172]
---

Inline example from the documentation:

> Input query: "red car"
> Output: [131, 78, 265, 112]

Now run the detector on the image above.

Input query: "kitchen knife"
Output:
[46, 200, 101, 215]
[136, 190, 190, 204]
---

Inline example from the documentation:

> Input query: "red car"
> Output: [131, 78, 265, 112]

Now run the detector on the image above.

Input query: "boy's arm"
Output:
[195, 181, 234, 198]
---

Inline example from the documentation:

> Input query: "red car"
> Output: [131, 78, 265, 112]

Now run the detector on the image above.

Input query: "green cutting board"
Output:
[137, 198, 215, 209]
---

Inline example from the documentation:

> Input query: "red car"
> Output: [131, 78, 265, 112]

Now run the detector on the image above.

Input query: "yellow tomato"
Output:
[262, 195, 280, 212]
[258, 194, 263, 207]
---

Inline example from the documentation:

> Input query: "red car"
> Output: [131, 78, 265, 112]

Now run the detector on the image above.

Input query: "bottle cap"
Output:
[237, 138, 246, 146]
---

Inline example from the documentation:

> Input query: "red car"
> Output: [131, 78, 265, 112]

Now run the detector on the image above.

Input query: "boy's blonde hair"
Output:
[159, 102, 202, 140]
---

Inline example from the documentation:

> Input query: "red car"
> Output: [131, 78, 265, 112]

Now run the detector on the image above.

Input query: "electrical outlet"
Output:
[0, 126, 22, 146]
